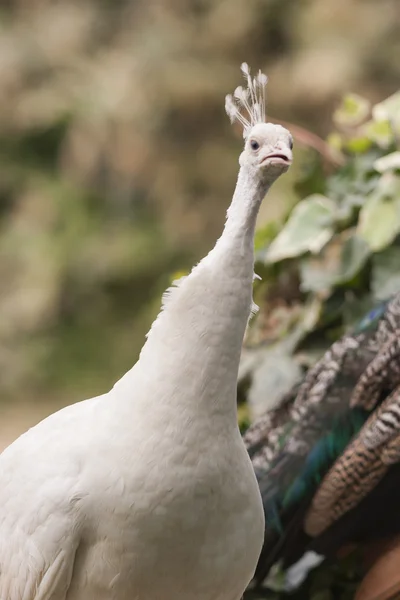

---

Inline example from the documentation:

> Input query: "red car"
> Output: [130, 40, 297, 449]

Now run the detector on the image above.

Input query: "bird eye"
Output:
[289, 137, 294, 150]
[250, 139, 260, 151]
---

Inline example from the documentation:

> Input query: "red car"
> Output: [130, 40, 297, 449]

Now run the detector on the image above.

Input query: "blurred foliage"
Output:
[0, 1, 399, 596]
[241, 91, 400, 599]
[0, 0, 399, 406]
[242, 90, 400, 419]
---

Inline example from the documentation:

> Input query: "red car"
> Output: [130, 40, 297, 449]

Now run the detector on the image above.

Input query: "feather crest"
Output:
[225, 63, 269, 138]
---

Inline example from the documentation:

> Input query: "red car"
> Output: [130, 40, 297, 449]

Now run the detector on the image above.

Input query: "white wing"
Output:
[0, 523, 79, 600]
[0, 400, 96, 600]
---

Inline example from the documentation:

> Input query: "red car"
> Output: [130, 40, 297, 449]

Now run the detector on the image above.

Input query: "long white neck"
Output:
[223, 166, 268, 242]
[117, 165, 272, 421]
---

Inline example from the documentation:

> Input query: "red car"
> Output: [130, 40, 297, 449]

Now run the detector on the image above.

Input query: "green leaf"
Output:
[333, 94, 370, 128]
[300, 232, 370, 292]
[372, 246, 400, 300]
[265, 195, 336, 263]
[339, 235, 371, 280]
[357, 179, 400, 251]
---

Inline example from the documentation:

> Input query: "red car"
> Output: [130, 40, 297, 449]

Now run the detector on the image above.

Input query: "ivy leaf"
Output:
[357, 177, 400, 251]
[372, 246, 400, 300]
[300, 232, 370, 293]
[265, 195, 336, 263]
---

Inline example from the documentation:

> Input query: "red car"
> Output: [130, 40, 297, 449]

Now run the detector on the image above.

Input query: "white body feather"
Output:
[0, 169, 266, 600]
[0, 64, 292, 600]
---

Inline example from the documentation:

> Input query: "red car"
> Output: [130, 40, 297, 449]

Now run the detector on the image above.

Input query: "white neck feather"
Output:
[223, 166, 269, 242]
[117, 165, 271, 421]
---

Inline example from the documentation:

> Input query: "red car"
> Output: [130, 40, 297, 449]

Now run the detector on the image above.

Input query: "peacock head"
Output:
[225, 63, 293, 178]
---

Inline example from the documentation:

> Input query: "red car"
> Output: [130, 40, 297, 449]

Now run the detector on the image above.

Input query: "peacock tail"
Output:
[304, 383, 400, 537]
[244, 292, 400, 589]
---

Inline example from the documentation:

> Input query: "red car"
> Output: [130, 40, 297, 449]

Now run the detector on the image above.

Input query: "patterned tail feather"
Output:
[305, 385, 400, 538]
[351, 334, 400, 410]
[244, 292, 400, 590]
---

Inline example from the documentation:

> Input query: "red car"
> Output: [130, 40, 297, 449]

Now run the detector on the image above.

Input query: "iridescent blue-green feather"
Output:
[282, 407, 368, 511]
[244, 292, 400, 588]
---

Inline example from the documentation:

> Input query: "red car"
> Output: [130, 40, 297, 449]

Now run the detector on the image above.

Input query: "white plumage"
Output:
[0, 65, 292, 600]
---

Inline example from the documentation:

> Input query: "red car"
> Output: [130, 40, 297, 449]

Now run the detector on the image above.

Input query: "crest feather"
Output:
[225, 63, 269, 138]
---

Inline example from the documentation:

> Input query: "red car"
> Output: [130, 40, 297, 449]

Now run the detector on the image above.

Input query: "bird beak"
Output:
[260, 152, 292, 167]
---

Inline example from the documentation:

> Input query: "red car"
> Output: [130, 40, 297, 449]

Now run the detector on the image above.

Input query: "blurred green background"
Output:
[0, 0, 399, 448]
